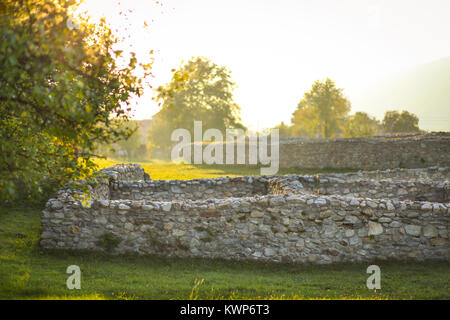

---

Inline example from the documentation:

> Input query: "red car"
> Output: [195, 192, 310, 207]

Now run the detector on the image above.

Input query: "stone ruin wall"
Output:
[279, 133, 450, 169]
[186, 133, 450, 170]
[40, 164, 449, 264]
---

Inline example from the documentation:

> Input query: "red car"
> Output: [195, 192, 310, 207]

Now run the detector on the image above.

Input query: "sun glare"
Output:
[71, 0, 164, 117]
[70, 0, 450, 132]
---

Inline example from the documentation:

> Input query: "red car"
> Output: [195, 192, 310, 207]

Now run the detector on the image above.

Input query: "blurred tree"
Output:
[291, 78, 350, 138]
[0, 0, 152, 204]
[115, 121, 144, 159]
[149, 57, 245, 154]
[382, 110, 420, 133]
[273, 122, 293, 136]
[94, 120, 145, 160]
[290, 102, 321, 137]
[343, 112, 381, 137]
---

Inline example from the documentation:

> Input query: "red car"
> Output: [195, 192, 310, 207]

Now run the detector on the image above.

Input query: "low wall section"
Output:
[184, 133, 450, 170]
[279, 133, 450, 169]
[40, 165, 449, 264]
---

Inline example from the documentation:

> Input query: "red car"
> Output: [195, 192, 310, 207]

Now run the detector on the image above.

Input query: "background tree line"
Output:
[98, 67, 424, 161]
[274, 78, 421, 138]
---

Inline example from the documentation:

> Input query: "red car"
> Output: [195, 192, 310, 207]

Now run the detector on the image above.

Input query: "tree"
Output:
[115, 121, 144, 159]
[149, 57, 245, 154]
[291, 78, 351, 138]
[343, 112, 381, 137]
[0, 0, 152, 204]
[94, 120, 145, 160]
[273, 122, 293, 136]
[382, 110, 420, 133]
[290, 102, 321, 137]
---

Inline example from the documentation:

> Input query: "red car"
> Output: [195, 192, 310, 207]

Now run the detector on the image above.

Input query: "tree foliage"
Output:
[343, 112, 381, 137]
[274, 80, 423, 139]
[291, 78, 350, 138]
[95, 120, 145, 160]
[148, 57, 245, 154]
[382, 110, 420, 133]
[273, 122, 292, 136]
[0, 0, 151, 204]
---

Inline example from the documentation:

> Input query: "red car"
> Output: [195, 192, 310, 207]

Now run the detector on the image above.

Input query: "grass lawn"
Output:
[92, 158, 360, 180]
[0, 161, 449, 300]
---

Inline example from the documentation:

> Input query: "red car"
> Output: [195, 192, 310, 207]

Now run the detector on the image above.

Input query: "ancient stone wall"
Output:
[318, 167, 450, 182]
[40, 164, 449, 264]
[278, 133, 450, 169]
[110, 177, 268, 201]
[297, 177, 448, 203]
[184, 133, 450, 170]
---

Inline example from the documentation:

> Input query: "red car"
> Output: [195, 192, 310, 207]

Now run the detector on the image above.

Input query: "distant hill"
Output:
[354, 56, 450, 132]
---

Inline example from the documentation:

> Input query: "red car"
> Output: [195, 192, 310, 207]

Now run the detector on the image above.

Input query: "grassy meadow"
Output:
[92, 158, 359, 180]
[0, 160, 449, 300]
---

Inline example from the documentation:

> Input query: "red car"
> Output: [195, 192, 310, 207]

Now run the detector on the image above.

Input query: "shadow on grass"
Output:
[36, 247, 450, 278]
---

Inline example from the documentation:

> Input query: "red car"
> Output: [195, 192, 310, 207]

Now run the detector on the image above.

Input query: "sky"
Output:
[78, 0, 450, 131]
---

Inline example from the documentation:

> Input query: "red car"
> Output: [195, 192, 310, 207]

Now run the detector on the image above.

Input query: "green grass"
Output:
[93, 158, 359, 180]
[0, 161, 449, 300]
[1, 207, 449, 300]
